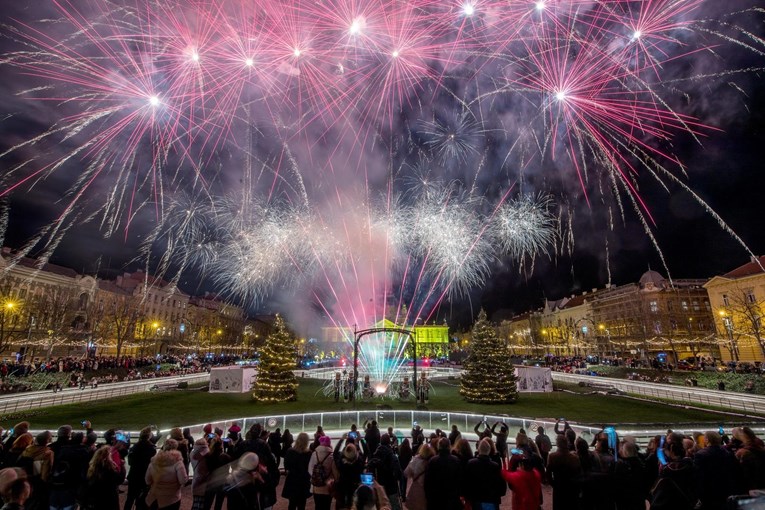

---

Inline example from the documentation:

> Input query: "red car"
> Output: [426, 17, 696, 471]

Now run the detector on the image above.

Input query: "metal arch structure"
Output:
[351, 327, 416, 402]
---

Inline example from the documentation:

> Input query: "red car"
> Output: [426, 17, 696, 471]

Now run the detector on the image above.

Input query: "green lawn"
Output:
[2, 378, 750, 431]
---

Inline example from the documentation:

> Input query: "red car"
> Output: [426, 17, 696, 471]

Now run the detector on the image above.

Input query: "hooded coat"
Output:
[145, 449, 187, 508]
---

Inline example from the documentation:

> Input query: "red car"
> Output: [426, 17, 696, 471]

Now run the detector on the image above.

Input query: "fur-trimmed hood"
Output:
[152, 449, 183, 467]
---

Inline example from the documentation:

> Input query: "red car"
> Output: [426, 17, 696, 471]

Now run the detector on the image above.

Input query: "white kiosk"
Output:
[209, 365, 257, 393]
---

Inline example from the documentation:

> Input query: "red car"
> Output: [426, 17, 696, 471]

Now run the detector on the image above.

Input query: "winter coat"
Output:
[308, 445, 335, 496]
[126, 439, 156, 485]
[694, 445, 743, 509]
[464, 454, 506, 508]
[145, 449, 187, 508]
[367, 444, 401, 496]
[546, 450, 582, 510]
[334, 452, 365, 510]
[83, 463, 125, 510]
[281, 448, 311, 500]
[191, 442, 210, 497]
[502, 467, 543, 510]
[424, 451, 462, 510]
[650, 458, 697, 510]
[403, 455, 428, 510]
[19, 444, 53, 482]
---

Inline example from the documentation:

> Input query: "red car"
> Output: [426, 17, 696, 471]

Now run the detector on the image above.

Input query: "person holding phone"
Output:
[282, 432, 312, 510]
[351, 480, 392, 510]
[649, 440, 696, 510]
[402, 444, 433, 510]
[125, 426, 156, 510]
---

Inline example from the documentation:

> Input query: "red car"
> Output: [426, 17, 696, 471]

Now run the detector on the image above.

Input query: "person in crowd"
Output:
[490, 421, 510, 460]
[386, 428, 398, 452]
[49, 426, 72, 459]
[282, 432, 311, 510]
[424, 437, 462, 510]
[190, 438, 210, 510]
[268, 428, 283, 469]
[168, 428, 190, 475]
[2, 423, 29, 461]
[225, 452, 270, 510]
[311, 426, 326, 451]
[18, 430, 53, 510]
[411, 424, 425, 455]
[502, 452, 543, 510]
[732, 426, 765, 491]
[182, 428, 195, 456]
[367, 434, 402, 510]
[403, 443, 433, 510]
[203, 437, 231, 510]
[650, 439, 696, 510]
[464, 438, 506, 510]
[364, 421, 381, 458]
[0, 476, 30, 510]
[351, 481, 392, 510]
[308, 435, 335, 510]
[693, 430, 741, 510]
[573, 436, 600, 509]
[448, 425, 461, 446]
[334, 440, 364, 510]
[281, 429, 294, 458]
[125, 426, 157, 510]
[397, 438, 412, 502]
[82, 445, 125, 510]
[451, 438, 474, 473]
[50, 431, 89, 510]
[535, 426, 552, 465]
[615, 440, 647, 510]
[546, 433, 582, 510]
[145, 439, 187, 510]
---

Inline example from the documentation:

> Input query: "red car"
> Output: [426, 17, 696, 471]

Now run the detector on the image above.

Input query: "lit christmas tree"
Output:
[460, 309, 518, 404]
[253, 314, 298, 402]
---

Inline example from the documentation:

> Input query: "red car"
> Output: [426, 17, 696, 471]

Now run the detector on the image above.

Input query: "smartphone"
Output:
[510, 448, 523, 455]
[8, 428, 14, 436]
[719, 425, 725, 435]
[207, 433, 216, 439]
[360, 473, 374, 486]
[223, 437, 231, 443]
[657, 437, 668, 466]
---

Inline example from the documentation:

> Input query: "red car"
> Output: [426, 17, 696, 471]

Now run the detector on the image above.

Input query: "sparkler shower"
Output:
[0, 0, 763, 383]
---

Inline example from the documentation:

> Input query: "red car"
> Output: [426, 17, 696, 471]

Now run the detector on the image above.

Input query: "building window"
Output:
[681, 300, 689, 312]
[722, 294, 730, 307]
[747, 291, 756, 304]
[704, 300, 711, 311]
[670, 320, 678, 330]
[649, 301, 659, 313]
[667, 301, 674, 312]
[654, 321, 662, 334]
[692, 300, 700, 312]
[723, 317, 733, 332]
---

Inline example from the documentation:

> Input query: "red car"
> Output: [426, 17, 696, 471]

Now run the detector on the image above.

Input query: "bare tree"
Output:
[101, 294, 144, 359]
[29, 287, 79, 360]
[721, 287, 765, 360]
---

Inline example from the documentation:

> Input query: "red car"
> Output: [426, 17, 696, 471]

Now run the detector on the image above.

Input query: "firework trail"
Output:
[1, 0, 764, 381]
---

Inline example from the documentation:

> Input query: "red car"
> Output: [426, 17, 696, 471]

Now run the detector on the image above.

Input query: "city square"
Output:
[1, 0, 765, 509]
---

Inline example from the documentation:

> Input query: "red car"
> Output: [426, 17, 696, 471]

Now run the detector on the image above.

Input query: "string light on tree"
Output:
[252, 314, 298, 402]
[459, 309, 518, 404]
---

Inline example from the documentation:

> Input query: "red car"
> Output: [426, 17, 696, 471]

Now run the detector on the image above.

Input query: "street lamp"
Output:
[718, 310, 739, 361]
[152, 322, 160, 355]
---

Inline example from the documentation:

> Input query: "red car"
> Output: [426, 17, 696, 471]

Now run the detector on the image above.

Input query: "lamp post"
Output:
[152, 321, 160, 356]
[718, 310, 739, 361]
[598, 324, 612, 359]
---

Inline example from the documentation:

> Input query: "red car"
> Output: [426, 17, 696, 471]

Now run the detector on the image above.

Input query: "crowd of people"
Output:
[0, 417, 762, 510]
[0, 355, 249, 394]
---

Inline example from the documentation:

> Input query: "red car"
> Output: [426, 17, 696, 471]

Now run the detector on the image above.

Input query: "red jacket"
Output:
[501, 467, 542, 510]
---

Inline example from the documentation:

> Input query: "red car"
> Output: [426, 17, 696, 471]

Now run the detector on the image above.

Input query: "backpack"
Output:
[311, 451, 331, 487]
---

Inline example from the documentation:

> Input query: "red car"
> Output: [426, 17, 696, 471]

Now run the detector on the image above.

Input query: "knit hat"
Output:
[229, 423, 241, 434]
[319, 436, 331, 447]
[203, 424, 213, 435]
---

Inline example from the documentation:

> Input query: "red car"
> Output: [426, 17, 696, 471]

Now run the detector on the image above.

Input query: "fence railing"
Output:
[550, 372, 765, 415]
[130, 411, 765, 450]
[0, 373, 210, 415]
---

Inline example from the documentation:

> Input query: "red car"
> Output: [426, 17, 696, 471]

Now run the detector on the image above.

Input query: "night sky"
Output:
[1, 1, 764, 330]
